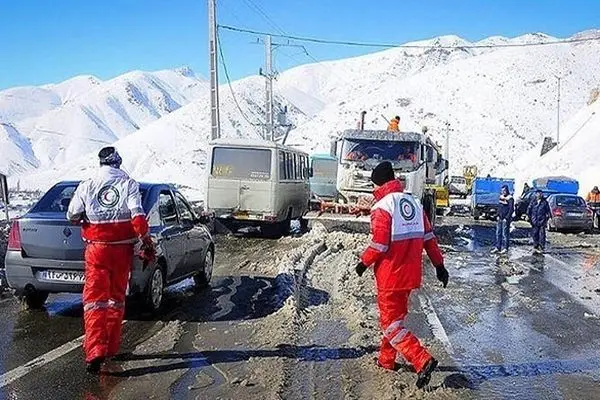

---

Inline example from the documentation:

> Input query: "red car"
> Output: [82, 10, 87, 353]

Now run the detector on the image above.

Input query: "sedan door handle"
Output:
[240, 185, 250, 190]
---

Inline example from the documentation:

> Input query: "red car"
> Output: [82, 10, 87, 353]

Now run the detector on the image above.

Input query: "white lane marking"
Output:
[418, 293, 454, 355]
[0, 334, 85, 388]
[0, 320, 127, 388]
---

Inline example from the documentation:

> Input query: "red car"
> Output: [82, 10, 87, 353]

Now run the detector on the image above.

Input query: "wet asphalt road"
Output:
[1, 220, 600, 399]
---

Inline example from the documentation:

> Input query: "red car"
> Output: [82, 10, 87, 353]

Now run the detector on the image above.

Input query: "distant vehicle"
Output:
[515, 176, 579, 220]
[309, 154, 338, 208]
[532, 176, 579, 195]
[4, 181, 214, 311]
[449, 176, 468, 198]
[207, 138, 310, 236]
[546, 194, 593, 233]
[471, 177, 515, 220]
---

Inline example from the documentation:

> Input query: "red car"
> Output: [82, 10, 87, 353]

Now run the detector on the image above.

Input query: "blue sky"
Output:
[1, 0, 599, 90]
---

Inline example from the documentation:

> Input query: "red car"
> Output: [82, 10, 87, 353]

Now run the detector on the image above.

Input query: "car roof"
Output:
[55, 180, 177, 191]
[548, 193, 582, 199]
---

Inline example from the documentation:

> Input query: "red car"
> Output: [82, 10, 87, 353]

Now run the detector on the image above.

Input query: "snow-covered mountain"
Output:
[7, 29, 600, 200]
[17, 76, 309, 199]
[0, 68, 207, 174]
[510, 96, 600, 196]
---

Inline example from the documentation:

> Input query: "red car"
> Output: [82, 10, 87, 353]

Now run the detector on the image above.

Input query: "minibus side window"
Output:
[279, 151, 286, 180]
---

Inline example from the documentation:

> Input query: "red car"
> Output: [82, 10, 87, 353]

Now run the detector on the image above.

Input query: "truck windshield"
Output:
[211, 147, 272, 180]
[311, 158, 337, 178]
[341, 139, 419, 170]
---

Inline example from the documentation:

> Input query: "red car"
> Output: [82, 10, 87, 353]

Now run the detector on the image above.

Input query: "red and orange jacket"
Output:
[67, 166, 148, 243]
[360, 179, 444, 291]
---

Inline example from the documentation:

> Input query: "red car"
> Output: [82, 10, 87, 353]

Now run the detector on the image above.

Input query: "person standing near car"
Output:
[355, 161, 448, 389]
[67, 147, 155, 373]
[492, 185, 514, 254]
[527, 189, 552, 254]
[586, 186, 600, 229]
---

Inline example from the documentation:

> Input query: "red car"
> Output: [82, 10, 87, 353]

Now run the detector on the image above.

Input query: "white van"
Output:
[207, 138, 310, 235]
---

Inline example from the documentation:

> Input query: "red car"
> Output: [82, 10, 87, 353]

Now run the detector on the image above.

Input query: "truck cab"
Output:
[330, 129, 442, 224]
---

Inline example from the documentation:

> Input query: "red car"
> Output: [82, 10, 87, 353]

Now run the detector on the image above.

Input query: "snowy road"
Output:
[0, 218, 600, 399]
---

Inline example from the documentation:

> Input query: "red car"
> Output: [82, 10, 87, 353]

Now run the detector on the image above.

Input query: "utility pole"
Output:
[208, 0, 220, 140]
[444, 121, 450, 162]
[256, 37, 305, 141]
[263, 35, 274, 141]
[555, 75, 561, 150]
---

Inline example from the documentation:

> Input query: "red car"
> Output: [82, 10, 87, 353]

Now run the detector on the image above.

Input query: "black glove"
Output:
[355, 262, 368, 277]
[436, 265, 449, 288]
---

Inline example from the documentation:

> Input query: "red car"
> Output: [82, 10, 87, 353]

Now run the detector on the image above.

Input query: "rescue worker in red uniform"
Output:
[355, 161, 449, 389]
[67, 147, 155, 373]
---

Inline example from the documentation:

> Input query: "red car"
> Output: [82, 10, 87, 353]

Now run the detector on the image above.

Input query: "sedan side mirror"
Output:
[309, 168, 314, 178]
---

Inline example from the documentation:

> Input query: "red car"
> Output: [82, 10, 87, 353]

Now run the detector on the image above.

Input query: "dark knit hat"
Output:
[98, 146, 122, 168]
[371, 161, 395, 186]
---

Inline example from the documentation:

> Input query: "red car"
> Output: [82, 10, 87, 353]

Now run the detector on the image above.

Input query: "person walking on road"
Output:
[355, 161, 449, 389]
[67, 147, 155, 373]
[492, 185, 514, 254]
[527, 189, 552, 254]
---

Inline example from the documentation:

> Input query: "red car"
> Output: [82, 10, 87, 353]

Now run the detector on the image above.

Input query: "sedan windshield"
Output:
[341, 139, 419, 171]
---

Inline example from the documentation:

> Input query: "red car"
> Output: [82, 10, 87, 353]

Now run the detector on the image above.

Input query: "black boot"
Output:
[86, 357, 105, 374]
[416, 358, 438, 389]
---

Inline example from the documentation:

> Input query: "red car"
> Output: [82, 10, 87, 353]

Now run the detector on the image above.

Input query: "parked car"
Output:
[546, 194, 593, 233]
[3, 181, 214, 311]
[448, 176, 468, 198]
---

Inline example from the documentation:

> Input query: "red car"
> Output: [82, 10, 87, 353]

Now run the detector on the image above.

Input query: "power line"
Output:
[241, 0, 287, 36]
[215, 31, 263, 134]
[219, 24, 600, 49]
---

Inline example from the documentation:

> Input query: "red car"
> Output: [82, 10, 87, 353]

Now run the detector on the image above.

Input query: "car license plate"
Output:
[38, 270, 85, 284]
[567, 212, 583, 217]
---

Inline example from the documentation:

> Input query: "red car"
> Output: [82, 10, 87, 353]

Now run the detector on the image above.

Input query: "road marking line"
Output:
[0, 320, 128, 388]
[418, 293, 454, 355]
[0, 334, 85, 388]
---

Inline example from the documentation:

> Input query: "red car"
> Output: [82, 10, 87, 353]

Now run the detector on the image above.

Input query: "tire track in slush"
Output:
[284, 241, 348, 399]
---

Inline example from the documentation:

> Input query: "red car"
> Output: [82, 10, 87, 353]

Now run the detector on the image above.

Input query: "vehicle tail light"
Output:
[264, 215, 278, 222]
[7, 220, 22, 251]
[552, 208, 563, 217]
